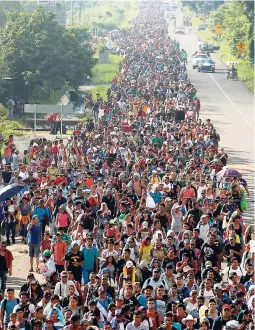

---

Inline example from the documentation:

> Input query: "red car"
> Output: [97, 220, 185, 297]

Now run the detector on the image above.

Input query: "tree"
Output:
[181, 1, 224, 13]
[0, 8, 95, 102]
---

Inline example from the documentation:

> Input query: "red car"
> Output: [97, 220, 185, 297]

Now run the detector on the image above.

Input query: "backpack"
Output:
[15, 303, 31, 319]
[3, 298, 20, 313]
[155, 311, 161, 328]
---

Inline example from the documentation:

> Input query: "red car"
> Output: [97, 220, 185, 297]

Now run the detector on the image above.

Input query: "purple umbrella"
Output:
[223, 168, 241, 177]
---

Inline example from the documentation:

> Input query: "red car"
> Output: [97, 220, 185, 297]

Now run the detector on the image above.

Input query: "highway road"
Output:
[169, 10, 254, 223]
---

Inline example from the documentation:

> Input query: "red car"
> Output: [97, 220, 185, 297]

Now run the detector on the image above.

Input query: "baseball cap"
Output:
[222, 304, 231, 310]
[153, 267, 161, 273]
[115, 296, 124, 301]
[45, 318, 54, 323]
[44, 292, 51, 298]
[126, 261, 133, 268]
[229, 272, 238, 279]
[214, 283, 222, 290]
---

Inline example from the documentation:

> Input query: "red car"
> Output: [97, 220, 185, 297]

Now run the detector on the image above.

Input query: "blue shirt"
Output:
[32, 207, 50, 224]
[137, 295, 158, 309]
[28, 224, 42, 244]
[1, 299, 19, 323]
[96, 297, 112, 312]
[82, 246, 98, 270]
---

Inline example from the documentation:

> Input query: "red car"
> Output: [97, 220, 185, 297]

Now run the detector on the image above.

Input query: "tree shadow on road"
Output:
[7, 276, 27, 291]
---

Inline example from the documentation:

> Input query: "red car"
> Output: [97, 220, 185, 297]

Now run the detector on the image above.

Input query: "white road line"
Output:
[209, 73, 254, 131]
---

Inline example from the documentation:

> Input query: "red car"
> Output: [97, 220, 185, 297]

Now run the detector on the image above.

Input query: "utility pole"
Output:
[71, 0, 73, 25]
[79, 0, 82, 22]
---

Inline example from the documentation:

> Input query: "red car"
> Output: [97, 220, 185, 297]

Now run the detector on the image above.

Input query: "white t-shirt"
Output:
[200, 289, 215, 306]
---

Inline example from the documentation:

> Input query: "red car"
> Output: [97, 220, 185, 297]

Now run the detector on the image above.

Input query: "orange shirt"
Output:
[45, 198, 54, 213]
[147, 310, 161, 330]
[85, 178, 93, 188]
[52, 241, 66, 265]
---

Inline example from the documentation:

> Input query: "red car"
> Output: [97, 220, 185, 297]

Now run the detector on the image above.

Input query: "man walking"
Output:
[81, 236, 99, 284]
[27, 215, 42, 272]
[0, 241, 13, 292]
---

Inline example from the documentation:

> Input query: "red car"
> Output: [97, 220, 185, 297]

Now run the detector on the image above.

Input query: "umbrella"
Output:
[0, 184, 25, 203]
[223, 168, 241, 178]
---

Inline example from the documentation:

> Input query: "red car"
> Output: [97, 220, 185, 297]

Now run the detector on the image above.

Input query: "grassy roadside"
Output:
[0, 105, 28, 139]
[92, 54, 121, 85]
[81, 2, 138, 30]
[89, 85, 109, 101]
[192, 16, 254, 91]
[89, 54, 122, 101]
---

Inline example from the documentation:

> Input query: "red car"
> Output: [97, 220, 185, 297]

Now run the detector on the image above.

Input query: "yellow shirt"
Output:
[140, 244, 153, 264]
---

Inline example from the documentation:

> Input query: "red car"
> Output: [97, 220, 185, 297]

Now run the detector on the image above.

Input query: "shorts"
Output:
[29, 243, 40, 258]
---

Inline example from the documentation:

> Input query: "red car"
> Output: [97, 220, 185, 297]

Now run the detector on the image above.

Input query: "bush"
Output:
[0, 104, 27, 138]
[0, 104, 8, 117]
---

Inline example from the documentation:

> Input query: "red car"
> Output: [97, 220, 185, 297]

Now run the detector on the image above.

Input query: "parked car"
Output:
[198, 59, 216, 72]
[175, 27, 185, 35]
[198, 24, 206, 32]
[192, 53, 209, 69]
[201, 42, 220, 52]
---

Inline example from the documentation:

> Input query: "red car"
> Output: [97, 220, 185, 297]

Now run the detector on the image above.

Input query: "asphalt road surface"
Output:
[169, 9, 254, 223]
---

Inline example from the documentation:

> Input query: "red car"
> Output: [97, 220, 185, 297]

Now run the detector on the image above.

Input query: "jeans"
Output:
[8, 108, 13, 119]
[22, 223, 28, 238]
[5, 222, 16, 244]
[0, 271, 7, 292]
[83, 269, 93, 284]
[55, 265, 64, 276]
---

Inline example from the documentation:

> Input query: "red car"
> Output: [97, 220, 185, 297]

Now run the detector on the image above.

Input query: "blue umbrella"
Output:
[0, 184, 25, 203]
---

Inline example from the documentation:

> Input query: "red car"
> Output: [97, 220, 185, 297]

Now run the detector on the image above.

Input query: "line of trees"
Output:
[0, 7, 95, 103]
[182, 0, 254, 63]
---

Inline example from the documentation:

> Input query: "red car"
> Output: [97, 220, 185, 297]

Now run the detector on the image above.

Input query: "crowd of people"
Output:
[0, 2, 254, 330]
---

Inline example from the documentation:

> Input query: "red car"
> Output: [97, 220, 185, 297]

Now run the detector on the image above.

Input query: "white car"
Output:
[192, 53, 209, 69]
[175, 27, 185, 35]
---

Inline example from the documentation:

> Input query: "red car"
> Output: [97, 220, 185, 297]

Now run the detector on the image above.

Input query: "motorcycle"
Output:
[227, 69, 238, 80]
[226, 61, 239, 80]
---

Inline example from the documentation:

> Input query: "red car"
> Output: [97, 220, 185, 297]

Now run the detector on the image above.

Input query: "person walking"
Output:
[81, 236, 99, 284]
[27, 215, 42, 272]
[0, 241, 13, 292]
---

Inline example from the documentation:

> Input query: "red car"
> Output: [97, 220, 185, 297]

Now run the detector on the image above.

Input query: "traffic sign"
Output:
[236, 41, 247, 54]
[105, 39, 115, 50]
[215, 24, 222, 35]
[24, 104, 74, 114]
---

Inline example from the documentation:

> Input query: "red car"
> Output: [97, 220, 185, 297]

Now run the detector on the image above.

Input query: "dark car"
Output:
[201, 42, 220, 53]
[198, 24, 206, 32]
[198, 59, 216, 73]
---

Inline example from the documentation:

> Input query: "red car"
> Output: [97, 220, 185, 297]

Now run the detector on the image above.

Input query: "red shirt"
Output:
[0, 248, 14, 269]
[41, 239, 52, 252]
[52, 145, 58, 157]
[48, 113, 57, 122]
